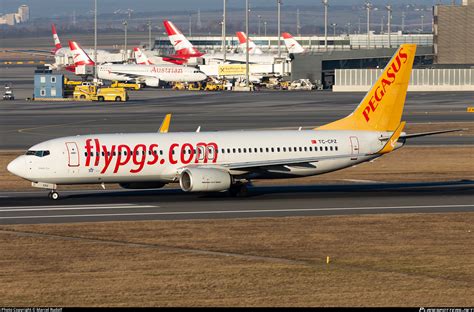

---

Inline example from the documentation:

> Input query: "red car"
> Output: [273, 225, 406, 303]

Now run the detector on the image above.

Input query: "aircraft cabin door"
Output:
[66, 142, 80, 167]
[350, 136, 359, 160]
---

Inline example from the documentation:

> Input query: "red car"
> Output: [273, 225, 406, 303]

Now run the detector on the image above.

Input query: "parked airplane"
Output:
[282, 32, 305, 54]
[236, 32, 263, 55]
[163, 20, 276, 65]
[69, 41, 207, 87]
[51, 24, 124, 69]
[7, 44, 460, 200]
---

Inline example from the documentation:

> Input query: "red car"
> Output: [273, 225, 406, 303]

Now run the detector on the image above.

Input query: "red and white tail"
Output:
[282, 32, 305, 54]
[133, 47, 153, 65]
[68, 41, 95, 66]
[236, 32, 263, 55]
[51, 24, 62, 54]
[163, 20, 203, 57]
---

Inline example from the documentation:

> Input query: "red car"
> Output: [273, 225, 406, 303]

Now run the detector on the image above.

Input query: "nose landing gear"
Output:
[48, 191, 60, 200]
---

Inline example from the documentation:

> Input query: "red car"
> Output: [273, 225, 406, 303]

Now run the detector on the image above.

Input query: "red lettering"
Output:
[85, 139, 93, 166]
[169, 143, 179, 165]
[94, 139, 100, 166]
[398, 48, 408, 63]
[391, 55, 402, 73]
[381, 78, 392, 93]
[368, 96, 378, 112]
[180, 143, 195, 164]
[362, 106, 371, 122]
[101, 144, 116, 174]
[386, 67, 396, 83]
[114, 144, 131, 173]
[131, 144, 146, 173]
[147, 144, 159, 165]
[374, 86, 384, 102]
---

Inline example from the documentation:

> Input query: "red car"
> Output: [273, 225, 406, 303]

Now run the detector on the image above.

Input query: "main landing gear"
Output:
[229, 181, 250, 197]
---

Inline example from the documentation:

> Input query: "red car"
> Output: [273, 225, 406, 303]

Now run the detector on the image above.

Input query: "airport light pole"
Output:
[258, 14, 262, 36]
[365, 2, 372, 49]
[147, 20, 152, 50]
[222, 0, 227, 62]
[277, 0, 282, 58]
[264, 21, 267, 36]
[123, 20, 128, 61]
[94, 0, 97, 83]
[386, 5, 392, 48]
[346, 22, 351, 35]
[331, 23, 337, 37]
[421, 14, 424, 33]
[245, 0, 249, 88]
[322, 0, 328, 51]
[401, 11, 405, 33]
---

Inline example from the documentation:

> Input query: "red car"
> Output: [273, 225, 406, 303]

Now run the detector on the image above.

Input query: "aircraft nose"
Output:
[7, 157, 26, 178]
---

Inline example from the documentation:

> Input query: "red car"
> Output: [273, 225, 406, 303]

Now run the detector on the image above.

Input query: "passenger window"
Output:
[102, 152, 105, 156]
[266, 148, 269, 152]
[233, 148, 236, 153]
[330, 146, 333, 151]
[254, 148, 258, 153]
[288, 147, 292, 152]
[260, 148, 263, 153]
[238, 148, 241, 153]
[271, 148, 274, 152]
[309, 147, 313, 152]
[325, 146, 328, 151]
[299, 147, 302, 152]
[320, 146, 323, 151]
[243, 148, 247, 153]
[304, 147, 307, 152]
[283, 147, 286, 152]
[221, 149, 225, 154]
[277, 147, 280, 152]
[335, 146, 338, 151]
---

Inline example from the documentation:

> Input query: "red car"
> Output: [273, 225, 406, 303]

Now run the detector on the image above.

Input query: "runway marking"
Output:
[0, 204, 473, 220]
[0, 203, 157, 212]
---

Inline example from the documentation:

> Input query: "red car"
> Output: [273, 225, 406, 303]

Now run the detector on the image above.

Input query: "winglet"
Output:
[159, 114, 172, 133]
[378, 121, 406, 154]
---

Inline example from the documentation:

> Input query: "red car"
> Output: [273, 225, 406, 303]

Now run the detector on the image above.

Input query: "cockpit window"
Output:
[25, 150, 50, 157]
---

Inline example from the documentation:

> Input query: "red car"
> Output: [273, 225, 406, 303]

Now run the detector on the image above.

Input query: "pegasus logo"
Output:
[362, 48, 408, 122]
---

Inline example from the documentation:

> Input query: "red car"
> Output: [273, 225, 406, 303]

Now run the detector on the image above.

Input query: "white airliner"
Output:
[51, 24, 124, 71]
[69, 41, 207, 87]
[282, 32, 305, 54]
[163, 20, 276, 65]
[236, 32, 263, 55]
[7, 44, 460, 200]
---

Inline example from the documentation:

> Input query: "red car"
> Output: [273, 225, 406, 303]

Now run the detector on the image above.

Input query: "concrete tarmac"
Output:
[0, 66, 473, 149]
[0, 180, 473, 225]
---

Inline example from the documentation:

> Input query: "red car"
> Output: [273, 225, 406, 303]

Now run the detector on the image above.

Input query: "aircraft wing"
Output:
[188, 153, 365, 172]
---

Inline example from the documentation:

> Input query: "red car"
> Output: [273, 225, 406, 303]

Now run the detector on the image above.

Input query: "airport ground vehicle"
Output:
[3, 86, 14, 100]
[188, 82, 202, 91]
[64, 77, 82, 86]
[172, 82, 187, 90]
[289, 79, 315, 91]
[111, 81, 141, 90]
[73, 84, 128, 102]
[204, 81, 224, 91]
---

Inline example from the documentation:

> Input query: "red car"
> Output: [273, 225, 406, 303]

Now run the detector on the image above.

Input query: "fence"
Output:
[334, 68, 474, 92]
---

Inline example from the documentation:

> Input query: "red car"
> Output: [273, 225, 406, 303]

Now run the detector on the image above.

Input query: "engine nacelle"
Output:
[144, 77, 160, 87]
[179, 168, 232, 192]
[119, 182, 166, 189]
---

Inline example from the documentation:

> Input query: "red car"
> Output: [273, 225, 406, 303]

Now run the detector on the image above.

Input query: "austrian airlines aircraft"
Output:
[69, 41, 207, 87]
[236, 32, 263, 55]
[163, 20, 276, 65]
[7, 44, 459, 200]
[51, 24, 123, 70]
[282, 32, 305, 54]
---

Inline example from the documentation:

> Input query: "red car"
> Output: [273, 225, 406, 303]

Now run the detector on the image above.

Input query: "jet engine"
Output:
[179, 168, 232, 192]
[144, 77, 160, 87]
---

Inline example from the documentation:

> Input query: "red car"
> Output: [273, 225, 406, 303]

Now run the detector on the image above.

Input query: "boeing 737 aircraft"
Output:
[7, 44, 459, 200]
[69, 41, 207, 86]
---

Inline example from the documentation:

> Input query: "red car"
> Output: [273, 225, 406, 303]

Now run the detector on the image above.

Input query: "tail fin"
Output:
[68, 41, 95, 66]
[51, 24, 62, 53]
[236, 32, 263, 55]
[163, 20, 203, 57]
[317, 44, 417, 132]
[133, 47, 153, 65]
[282, 32, 305, 54]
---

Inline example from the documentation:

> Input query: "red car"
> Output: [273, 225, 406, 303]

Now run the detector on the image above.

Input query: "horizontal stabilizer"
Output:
[401, 128, 465, 139]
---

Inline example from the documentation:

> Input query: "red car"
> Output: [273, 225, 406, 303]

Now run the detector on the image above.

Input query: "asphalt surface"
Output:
[1, 66, 473, 149]
[0, 181, 473, 224]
